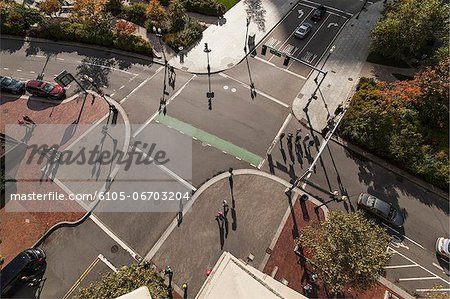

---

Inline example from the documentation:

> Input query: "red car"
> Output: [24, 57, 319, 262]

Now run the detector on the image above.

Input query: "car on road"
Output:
[0, 75, 25, 94]
[26, 80, 66, 100]
[1, 248, 46, 296]
[357, 193, 405, 228]
[311, 5, 326, 23]
[436, 237, 450, 258]
[294, 22, 312, 39]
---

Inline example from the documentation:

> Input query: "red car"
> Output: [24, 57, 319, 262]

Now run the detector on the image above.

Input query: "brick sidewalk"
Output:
[1, 93, 109, 265]
[262, 197, 403, 298]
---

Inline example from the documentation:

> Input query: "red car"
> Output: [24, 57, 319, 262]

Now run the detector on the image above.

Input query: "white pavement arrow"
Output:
[327, 22, 339, 28]
[298, 9, 304, 19]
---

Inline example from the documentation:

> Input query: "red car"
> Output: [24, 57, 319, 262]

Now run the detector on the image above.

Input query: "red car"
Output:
[26, 80, 65, 100]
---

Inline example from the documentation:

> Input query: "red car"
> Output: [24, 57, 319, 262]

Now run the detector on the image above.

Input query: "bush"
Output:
[183, 0, 225, 16]
[163, 19, 204, 50]
[113, 35, 153, 56]
[105, 0, 123, 16]
[0, 3, 43, 36]
[122, 3, 147, 26]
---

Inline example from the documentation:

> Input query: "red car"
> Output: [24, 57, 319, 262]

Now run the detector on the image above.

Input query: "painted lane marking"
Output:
[266, 113, 293, 155]
[154, 114, 263, 167]
[17, 69, 22, 72]
[57, 58, 65, 61]
[90, 214, 142, 261]
[30, 71, 35, 74]
[98, 254, 118, 272]
[63, 256, 100, 299]
[382, 223, 425, 249]
[398, 277, 442, 281]
[120, 66, 163, 103]
[253, 56, 307, 80]
[76, 61, 138, 76]
[327, 22, 339, 28]
[416, 288, 450, 292]
[384, 264, 418, 269]
[298, 9, 304, 18]
[132, 74, 196, 138]
[219, 72, 290, 108]
[3, 68, 8, 70]
[432, 263, 444, 271]
[119, 85, 125, 90]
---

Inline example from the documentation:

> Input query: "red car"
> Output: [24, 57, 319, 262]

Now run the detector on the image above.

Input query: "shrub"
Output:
[163, 19, 204, 49]
[122, 3, 147, 26]
[105, 0, 123, 16]
[183, 0, 225, 16]
[0, 3, 43, 36]
[113, 35, 153, 56]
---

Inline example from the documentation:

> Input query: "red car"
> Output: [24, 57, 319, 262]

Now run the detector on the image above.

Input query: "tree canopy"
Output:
[146, 0, 167, 24]
[39, 0, 61, 17]
[72, 0, 109, 27]
[371, 0, 449, 60]
[297, 211, 391, 293]
[75, 263, 169, 299]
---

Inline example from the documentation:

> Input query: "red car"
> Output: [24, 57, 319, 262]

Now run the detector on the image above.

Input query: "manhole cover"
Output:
[111, 245, 119, 253]
[348, 78, 353, 81]
[266, 247, 273, 254]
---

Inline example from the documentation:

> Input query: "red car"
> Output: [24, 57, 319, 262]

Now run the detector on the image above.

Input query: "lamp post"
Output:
[204, 43, 214, 110]
[355, 0, 369, 19]
[153, 26, 169, 114]
[244, 16, 251, 53]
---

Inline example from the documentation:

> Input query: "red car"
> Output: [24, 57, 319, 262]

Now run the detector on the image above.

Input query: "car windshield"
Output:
[298, 26, 307, 33]
[42, 83, 55, 92]
[388, 207, 396, 219]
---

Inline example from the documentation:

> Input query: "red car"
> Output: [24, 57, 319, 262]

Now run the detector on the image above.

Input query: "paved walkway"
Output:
[292, 0, 385, 132]
[168, 0, 299, 73]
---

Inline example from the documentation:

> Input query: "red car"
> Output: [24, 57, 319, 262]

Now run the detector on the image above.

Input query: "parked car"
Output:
[294, 22, 312, 39]
[26, 80, 65, 100]
[357, 193, 405, 228]
[1, 248, 46, 296]
[0, 75, 25, 94]
[436, 237, 450, 258]
[311, 5, 326, 23]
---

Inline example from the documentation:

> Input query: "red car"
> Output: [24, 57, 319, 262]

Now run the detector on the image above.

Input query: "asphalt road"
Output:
[1, 0, 449, 296]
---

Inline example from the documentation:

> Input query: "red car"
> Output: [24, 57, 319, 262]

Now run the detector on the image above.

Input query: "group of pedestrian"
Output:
[215, 199, 230, 249]
[164, 265, 188, 299]
[280, 128, 316, 166]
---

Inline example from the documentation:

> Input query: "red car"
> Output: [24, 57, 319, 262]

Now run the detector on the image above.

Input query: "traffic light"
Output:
[283, 56, 290, 66]
[261, 45, 267, 56]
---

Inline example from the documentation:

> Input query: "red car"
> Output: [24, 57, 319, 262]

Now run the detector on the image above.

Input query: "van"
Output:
[1, 248, 46, 296]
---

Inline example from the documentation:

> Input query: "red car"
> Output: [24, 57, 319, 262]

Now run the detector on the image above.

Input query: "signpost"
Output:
[54, 70, 75, 87]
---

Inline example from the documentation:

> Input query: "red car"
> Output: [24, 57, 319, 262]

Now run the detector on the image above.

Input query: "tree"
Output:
[146, 0, 166, 24]
[72, 0, 109, 27]
[39, 0, 61, 17]
[167, 0, 186, 32]
[371, 0, 449, 60]
[105, 0, 122, 16]
[297, 211, 391, 293]
[115, 19, 136, 37]
[75, 263, 169, 299]
[122, 3, 147, 26]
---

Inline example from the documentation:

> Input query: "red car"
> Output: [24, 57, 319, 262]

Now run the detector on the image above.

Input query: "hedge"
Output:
[183, 0, 225, 16]
[163, 19, 204, 50]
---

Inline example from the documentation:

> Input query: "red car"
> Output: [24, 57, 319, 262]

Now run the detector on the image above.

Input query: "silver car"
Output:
[294, 22, 312, 39]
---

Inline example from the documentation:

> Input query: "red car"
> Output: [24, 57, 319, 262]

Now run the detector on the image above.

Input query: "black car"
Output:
[0, 76, 25, 94]
[1, 248, 46, 296]
[311, 5, 326, 23]
[357, 193, 405, 228]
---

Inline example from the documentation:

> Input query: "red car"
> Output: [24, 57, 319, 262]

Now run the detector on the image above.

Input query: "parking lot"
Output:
[256, 1, 349, 78]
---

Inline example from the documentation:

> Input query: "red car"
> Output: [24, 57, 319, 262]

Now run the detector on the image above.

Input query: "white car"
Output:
[436, 237, 450, 257]
[294, 23, 312, 39]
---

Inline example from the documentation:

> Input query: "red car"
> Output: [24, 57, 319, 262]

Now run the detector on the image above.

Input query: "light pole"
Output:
[244, 16, 251, 53]
[153, 26, 169, 114]
[204, 43, 214, 110]
[355, 0, 369, 19]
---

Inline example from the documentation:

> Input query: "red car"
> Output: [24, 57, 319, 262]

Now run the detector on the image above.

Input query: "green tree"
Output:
[297, 211, 391, 293]
[105, 0, 123, 16]
[39, 0, 61, 17]
[371, 0, 449, 60]
[75, 263, 169, 299]
[122, 3, 147, 26]
[167, 0, 186, 32]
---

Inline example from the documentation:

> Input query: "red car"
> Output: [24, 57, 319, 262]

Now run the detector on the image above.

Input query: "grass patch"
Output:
[392, 73, 414, 81]
[367, 51, 410, 68]
[217, 0, 239, 10]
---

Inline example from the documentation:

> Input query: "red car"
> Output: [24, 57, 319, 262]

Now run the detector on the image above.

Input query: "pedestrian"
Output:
[182, 282, 188, 299]
[217, 211, 224, 220]
[303, 283, 312, 297]
[287, 133, 293, 142]
[304, 134, 310, 141]
[280, 133, 285, 140]
[296, 128, 301, 136]
[223, 200, 229, 211]
[295, 135, 301, 144]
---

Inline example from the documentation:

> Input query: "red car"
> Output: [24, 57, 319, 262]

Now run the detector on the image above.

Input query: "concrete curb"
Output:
[378, 276, 415, 299]
[332, 136, 449, 200]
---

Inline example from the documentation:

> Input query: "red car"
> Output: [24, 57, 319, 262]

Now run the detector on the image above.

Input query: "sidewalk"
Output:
[292, 1, 385, 132]
[168, 0, 298, 73]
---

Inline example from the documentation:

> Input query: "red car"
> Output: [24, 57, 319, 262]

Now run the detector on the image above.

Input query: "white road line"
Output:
[253, 56, 307, 80]
[398, 277, 441, 281]
[222, 150, 227, 154]
[301, 0, 353, 16]
[120, 66, 163, 103]
[133, 147, 196, 191]
[384, 264, 418, 269]
[76, 61, 138, 76]
[3, 68, 8, 70]
[266, 113, 293, 155]
[98, 254, 118, 272]
[129, 74, 138, 82]
[432, 262, 444, 271]
[416, 288, 450, 292]
[90, 214, 142, 261]
[287, 14, 331, 69]
[382, 223, 425, 249]
[132, 74, 196, 138]
[32, 55, 46, 58]
[389, 247, 450, 285]
[119, 85, 125, 90]
[17, 69, 22, 72]
[57, 58, 65, 61]
[219, 72, 290, 108]
[30, 71, 35, 74]
[110, 93, 115, 97]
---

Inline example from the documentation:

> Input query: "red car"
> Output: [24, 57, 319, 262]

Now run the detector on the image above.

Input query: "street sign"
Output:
[269, 48, 282, 57]
[54, 70, 75, 87]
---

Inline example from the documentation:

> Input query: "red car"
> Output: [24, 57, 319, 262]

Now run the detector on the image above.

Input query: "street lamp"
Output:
[153, 26, 169, 114]
[204, 43, 214, 110]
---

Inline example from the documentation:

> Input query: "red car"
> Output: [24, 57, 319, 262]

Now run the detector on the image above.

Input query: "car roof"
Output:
[27, 80, 45, 88]
[0, 252, 33, 286]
